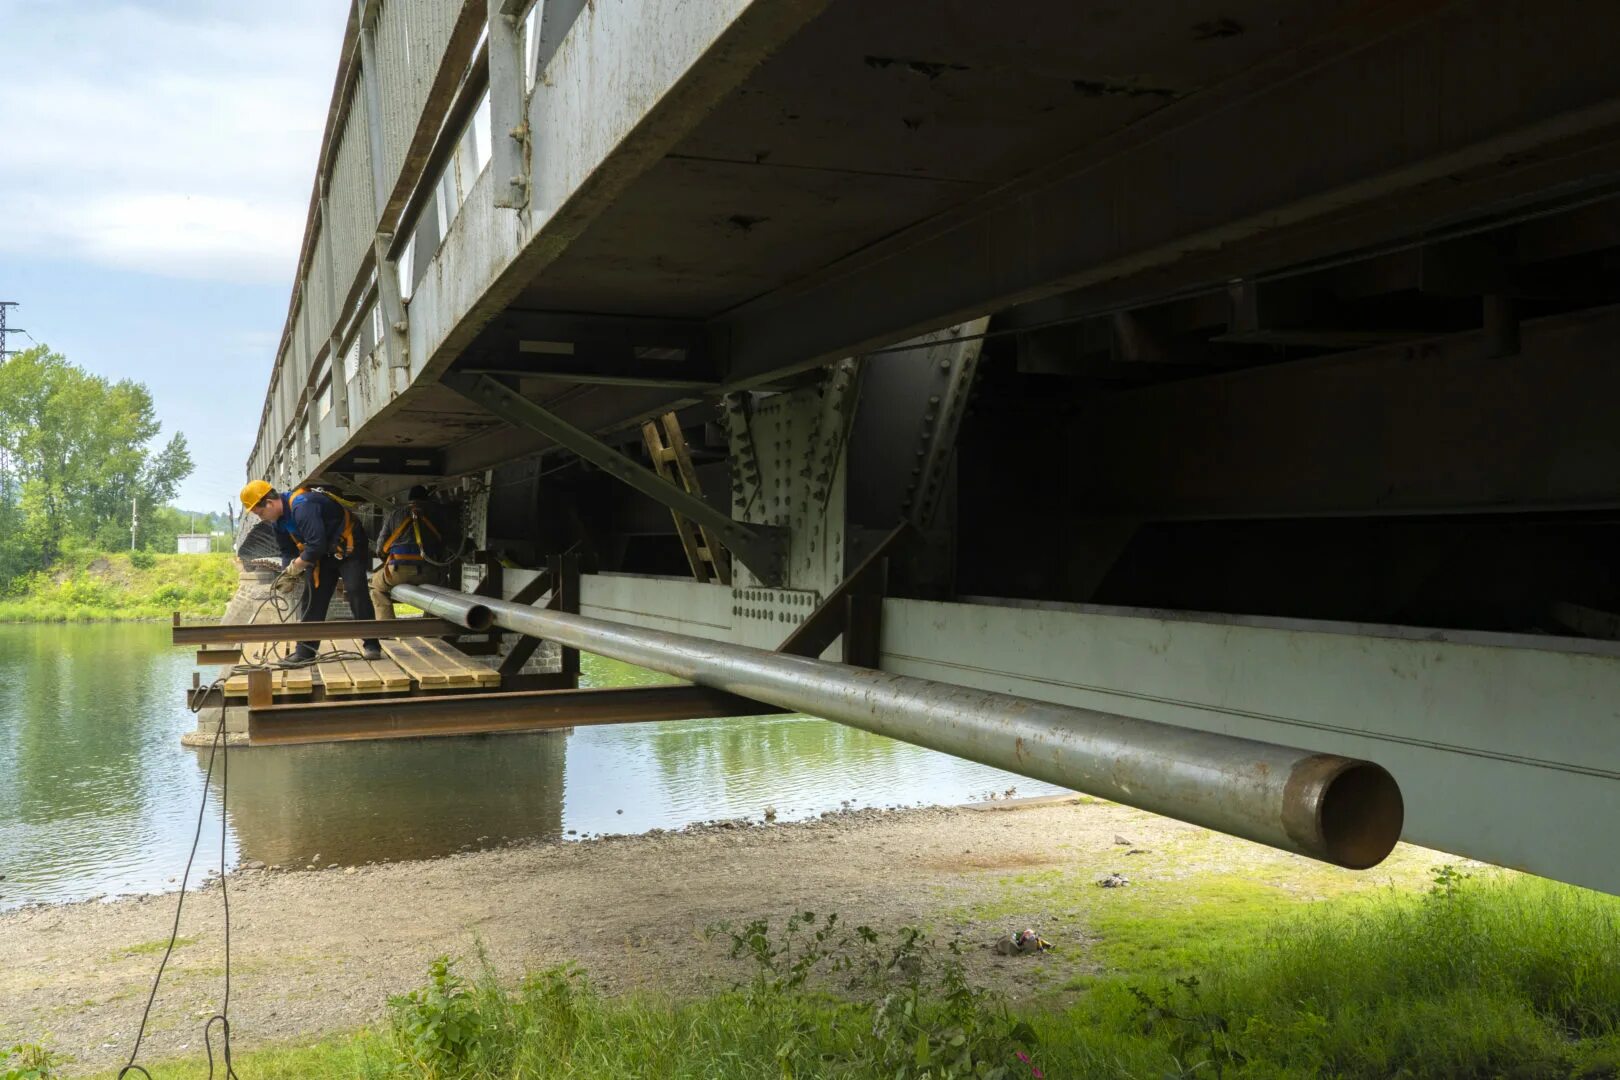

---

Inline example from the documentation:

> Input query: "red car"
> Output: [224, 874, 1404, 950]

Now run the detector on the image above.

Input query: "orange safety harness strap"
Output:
[381, 505, 442, 566]
[288, 486, 359, 589]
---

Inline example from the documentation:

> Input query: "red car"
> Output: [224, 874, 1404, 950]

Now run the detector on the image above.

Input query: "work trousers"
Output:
[295, 535, 378, 660]
[370, 560, 442, 619]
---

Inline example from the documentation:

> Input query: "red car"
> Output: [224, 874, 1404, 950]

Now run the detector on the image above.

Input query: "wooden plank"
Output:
[320, 639, 386, 695]
[383, 638, 463, 686]
[341, 638, 412, 692]
[339, 652, 386, 693]
[419, 637, 501, 688]
[222, 666, 313, 699]
[315, 656, 356, 695]
[405, 638, 483, 688]
[281, 664, 315, 695]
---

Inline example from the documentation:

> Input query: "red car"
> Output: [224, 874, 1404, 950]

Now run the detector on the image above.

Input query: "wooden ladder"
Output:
[642, 412, 731, 584]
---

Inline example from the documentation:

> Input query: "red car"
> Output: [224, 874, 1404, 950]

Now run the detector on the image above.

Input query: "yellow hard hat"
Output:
[240, 479, 275, 512]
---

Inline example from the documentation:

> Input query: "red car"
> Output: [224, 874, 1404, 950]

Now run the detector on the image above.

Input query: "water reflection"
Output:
[0, 623, 226, 908]
[1, 627, 1062, 909]
[203, 733, 566, 867]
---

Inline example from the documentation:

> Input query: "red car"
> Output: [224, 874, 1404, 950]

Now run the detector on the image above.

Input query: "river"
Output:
[0, 622, 1060, 909]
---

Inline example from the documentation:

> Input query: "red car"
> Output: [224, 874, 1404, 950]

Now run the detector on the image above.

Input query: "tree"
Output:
[0, 344, 195, 573]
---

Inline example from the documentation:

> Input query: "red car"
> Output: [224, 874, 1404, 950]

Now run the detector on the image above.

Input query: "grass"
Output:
[60, 867, 1620, 1080]
[108, 936, 197, 961]
[0, 551, 235, 622]
[1046, 869, 1620, 1078]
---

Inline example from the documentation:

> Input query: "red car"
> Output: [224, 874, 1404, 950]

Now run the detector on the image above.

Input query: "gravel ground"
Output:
[0, 796, 1425, 1074]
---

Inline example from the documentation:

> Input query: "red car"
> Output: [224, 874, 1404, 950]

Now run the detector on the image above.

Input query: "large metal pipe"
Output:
[396, 583, 1404, 868]
[399, 587, 494, 633]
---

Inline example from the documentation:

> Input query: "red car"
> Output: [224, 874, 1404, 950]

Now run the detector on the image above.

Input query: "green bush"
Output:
[0, 551, 236, 622]
[389, 957, 482, 1078]
[2, 1042, 58, 1080]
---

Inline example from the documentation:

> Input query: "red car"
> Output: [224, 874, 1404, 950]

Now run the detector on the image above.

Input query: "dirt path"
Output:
[0, 798, 1431, 1073]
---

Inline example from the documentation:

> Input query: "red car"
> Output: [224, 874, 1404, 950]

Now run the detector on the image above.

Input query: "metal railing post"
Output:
[488, 0, 530, 209]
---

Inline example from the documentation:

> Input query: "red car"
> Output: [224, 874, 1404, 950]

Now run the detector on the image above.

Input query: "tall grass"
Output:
[1055, 870, 1620, 1078]
[81, 872, 1620, 1079]
[0, 550, 235, 622]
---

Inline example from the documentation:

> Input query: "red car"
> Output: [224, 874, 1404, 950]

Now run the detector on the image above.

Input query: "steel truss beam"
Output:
[247, 684, 788, 745]
[444, 373, 788, 584]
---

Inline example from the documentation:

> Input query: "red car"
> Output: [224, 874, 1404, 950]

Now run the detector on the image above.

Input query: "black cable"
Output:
[116, 679, 230, 1079]
[118, 569, 370, 1078]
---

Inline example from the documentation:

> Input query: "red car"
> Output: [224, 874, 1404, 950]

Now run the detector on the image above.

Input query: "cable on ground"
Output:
[118, 582, 367, 1078]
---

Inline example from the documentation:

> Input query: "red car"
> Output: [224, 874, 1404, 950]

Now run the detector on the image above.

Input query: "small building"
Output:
[176, 534, 212, 555]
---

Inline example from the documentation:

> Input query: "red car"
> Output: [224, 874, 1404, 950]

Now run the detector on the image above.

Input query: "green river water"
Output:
[0, 622, 1059, 909]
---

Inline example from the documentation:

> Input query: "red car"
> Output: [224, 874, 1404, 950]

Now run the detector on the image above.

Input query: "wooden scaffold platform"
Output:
[172, 558, 781, 746]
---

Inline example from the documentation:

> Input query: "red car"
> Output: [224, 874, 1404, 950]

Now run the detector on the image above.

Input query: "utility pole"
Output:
[131, 497, 138, 551]
[0, 302, 25, 359]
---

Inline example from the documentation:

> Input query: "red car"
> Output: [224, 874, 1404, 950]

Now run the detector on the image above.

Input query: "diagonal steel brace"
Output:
[445, 373, 787, 585]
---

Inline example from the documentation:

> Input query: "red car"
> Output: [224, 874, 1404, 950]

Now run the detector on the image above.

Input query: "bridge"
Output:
[243, 0, 1620, 893]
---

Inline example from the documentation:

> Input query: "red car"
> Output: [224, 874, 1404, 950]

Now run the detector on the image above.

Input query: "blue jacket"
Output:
[274, 489, 355, 566]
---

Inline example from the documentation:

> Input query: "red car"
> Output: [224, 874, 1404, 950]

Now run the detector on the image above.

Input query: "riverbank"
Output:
[0, 551, 236, 622]
[5, 798, 1617, 1077]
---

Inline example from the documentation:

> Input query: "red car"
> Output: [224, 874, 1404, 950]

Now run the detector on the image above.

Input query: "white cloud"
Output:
[0, 1, 348, 283]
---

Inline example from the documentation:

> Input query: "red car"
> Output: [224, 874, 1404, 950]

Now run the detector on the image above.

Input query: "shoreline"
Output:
[0, 794, 1082, 915]
[0, 797, 1447, 1074]
[0, 613, 222, 626]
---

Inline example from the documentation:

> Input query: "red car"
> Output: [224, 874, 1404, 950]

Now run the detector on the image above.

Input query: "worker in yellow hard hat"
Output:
[239, 479, 383, 661]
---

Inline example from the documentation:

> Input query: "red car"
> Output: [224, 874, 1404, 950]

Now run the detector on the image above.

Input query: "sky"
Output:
[0, 0, 351, 511]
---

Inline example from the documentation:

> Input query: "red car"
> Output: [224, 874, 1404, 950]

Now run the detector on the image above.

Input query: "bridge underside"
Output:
[250, 0, 1620, 893]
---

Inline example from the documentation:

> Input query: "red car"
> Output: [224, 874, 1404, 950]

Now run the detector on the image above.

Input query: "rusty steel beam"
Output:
[247, 684, 787, 745]
[171, 616, 462, 646]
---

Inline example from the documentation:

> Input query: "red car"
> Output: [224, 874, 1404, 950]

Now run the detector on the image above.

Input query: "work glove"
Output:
[273, 560, 308, 595]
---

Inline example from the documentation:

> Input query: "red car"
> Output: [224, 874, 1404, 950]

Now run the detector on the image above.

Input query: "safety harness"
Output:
[381, 503, 442, 568]
[284, 486, 360, 587]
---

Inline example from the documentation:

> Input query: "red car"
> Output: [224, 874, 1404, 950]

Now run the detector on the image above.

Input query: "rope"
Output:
[118, 581, 368, 1078]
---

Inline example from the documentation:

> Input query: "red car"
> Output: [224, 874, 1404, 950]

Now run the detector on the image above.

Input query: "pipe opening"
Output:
[461, 603, 494, 633]
[1318, 762, 1404, 869]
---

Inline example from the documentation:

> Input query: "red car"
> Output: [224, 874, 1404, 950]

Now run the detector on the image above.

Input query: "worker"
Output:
[239, 479, 383, 662]
[370, 485, 447, 619]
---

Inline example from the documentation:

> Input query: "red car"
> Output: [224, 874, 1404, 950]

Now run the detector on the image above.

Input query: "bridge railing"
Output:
[247, 0, 488, 490]
[248, 0, 796, 491]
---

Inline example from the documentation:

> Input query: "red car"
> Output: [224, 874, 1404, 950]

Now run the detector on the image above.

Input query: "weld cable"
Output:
[118, 569, 370, 1078]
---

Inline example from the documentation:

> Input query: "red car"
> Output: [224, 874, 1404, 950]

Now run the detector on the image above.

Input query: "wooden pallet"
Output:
[218, 636, 496, 698]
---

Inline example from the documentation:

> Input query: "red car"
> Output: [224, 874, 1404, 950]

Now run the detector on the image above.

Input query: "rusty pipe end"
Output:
[1282, 755, 1405, 869]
